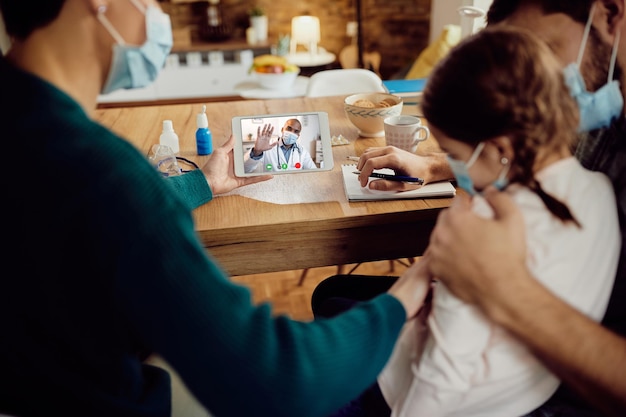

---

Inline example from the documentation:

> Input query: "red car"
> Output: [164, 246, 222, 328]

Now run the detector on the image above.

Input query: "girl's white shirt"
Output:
[378, 156, 620, 417]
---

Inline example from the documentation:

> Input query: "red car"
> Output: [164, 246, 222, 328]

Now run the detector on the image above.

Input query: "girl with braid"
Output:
[328, 26, 621, 417]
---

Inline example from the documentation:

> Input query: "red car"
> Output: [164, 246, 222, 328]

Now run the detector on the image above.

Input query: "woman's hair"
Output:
[423, 26, 580, 225]
[0, 0, 65, 40]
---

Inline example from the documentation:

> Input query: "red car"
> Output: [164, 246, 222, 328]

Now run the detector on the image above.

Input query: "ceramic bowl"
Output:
[255, 70, 299, 90]
[344, 93, 404, 137]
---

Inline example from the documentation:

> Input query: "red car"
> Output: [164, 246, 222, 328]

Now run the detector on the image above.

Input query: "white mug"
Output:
[383, 115, 430, 153]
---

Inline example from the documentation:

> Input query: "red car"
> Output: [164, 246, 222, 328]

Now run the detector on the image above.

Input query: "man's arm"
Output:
[496, 272, 626, 416]
[427, 189, 626, 416]
[300, 147, 318, 169]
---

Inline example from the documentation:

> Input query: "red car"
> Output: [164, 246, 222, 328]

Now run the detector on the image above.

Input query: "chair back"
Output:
[305, 68, 386, 98]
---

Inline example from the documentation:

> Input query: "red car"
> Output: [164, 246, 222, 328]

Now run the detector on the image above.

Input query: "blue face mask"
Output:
[98, 0, 173, 94]
[282, 131, 299, 146]
[446, 142, 509, 196]
[563, 4, 623, 132]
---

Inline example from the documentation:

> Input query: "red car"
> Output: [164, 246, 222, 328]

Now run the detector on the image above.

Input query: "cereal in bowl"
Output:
[353, 99, 376, 108]
[353, 98, 396, 108]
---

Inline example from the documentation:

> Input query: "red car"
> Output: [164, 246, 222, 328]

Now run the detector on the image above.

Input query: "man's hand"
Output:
[387, 255, 433, 320]
[357, 146, 452, 190]
[203, 135, 272, 195]
[427, 187, 527, 313]
[251, 124, 276, 156]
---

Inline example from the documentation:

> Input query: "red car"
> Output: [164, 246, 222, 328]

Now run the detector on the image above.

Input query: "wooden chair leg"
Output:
[298, 263, 348, 287]
[299, 258, 415, 287]
[388, 257, 416, 272]
[297, 268, 309, 286]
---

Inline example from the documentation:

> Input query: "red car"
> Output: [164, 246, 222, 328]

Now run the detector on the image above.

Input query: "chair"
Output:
[305, 68, 386, 98]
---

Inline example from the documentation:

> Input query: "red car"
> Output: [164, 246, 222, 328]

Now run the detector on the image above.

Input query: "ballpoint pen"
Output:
[353, 171, 424, 184]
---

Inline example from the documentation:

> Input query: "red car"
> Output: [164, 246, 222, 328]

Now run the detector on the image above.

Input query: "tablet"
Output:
[232, 111, 334, 177]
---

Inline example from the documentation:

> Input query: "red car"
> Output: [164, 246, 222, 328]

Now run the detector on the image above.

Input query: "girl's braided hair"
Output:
[423, 26, 580, 226]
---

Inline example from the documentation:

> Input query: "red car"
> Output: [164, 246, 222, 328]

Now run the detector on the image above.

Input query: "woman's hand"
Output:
[203, 134, 272, 195]
[387, 255, 434, 320]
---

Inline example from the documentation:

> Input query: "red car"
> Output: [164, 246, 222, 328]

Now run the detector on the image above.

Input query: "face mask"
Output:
[98, 0, 173, 94]
[446, 142, 509, 196]
[563, 4, 623, 132]
[282, 131, 298, 146]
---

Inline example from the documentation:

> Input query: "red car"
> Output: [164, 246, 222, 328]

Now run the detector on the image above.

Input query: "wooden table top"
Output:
[93, 96, 452, 276]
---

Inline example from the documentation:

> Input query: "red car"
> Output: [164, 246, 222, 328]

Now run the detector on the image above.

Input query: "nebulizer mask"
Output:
[563, 4, 623, 132]
[97, 0, 173, 94]
[282, 131, 299, 146]
[447, 142, 510, 196]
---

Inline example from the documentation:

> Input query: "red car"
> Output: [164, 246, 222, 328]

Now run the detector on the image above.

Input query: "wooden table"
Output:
[93, 96, 452, 276]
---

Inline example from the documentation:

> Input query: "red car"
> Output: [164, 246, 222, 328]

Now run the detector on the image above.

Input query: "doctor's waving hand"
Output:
[251, 124, 277, 155]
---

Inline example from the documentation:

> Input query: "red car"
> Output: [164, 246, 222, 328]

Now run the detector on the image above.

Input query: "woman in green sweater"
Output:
[0, 1, 430, 416]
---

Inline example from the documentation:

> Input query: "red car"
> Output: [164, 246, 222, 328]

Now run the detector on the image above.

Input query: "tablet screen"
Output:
[232, 112, 334, 177]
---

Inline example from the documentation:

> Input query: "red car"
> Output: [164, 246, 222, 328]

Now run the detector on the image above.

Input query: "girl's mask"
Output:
[447, 142, 509, 196]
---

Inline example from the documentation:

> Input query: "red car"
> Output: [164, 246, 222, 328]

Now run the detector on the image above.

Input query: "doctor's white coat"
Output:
[243, 143, 317, 173]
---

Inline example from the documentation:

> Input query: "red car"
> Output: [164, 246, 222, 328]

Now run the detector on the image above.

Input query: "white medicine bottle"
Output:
[159, 120, 180, 154]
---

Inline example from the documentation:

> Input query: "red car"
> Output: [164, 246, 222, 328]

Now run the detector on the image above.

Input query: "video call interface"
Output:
[238, 114, 324, 173]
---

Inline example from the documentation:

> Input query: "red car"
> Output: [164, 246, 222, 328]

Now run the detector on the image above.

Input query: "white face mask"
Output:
[282, 131, 298, 146]
[97, 0, 173, 94]
[563, 3, 624, 132]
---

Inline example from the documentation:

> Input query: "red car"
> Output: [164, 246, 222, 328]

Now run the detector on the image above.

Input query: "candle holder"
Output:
[199, 0, 232, 42]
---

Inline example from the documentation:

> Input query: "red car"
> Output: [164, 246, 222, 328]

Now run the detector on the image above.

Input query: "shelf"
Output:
[171, 40, 272, 53]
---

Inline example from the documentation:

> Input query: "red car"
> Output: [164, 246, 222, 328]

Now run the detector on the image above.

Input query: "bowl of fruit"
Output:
[250, 54, 300, 90]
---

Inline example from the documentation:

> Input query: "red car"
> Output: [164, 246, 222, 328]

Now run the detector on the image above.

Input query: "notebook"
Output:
[341, 164, 456, 201]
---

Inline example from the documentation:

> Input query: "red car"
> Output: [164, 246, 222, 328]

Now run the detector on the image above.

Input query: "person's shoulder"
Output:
[503, 157, 614, 224]
[568, 156, 614, 191]
[539, 157, 617, 224]
[45, 106, 148, 175]
[538, 156, 610, 188]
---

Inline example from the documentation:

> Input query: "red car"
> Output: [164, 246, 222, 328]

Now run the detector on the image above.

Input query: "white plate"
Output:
[235, 76, 309, 99]
[287, 51, 337, 67]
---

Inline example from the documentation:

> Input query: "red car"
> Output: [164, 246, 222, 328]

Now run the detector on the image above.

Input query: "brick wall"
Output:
[162, 0, 431, 79]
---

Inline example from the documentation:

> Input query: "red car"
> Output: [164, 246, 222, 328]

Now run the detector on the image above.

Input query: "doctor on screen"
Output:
[244, 118, 317, 173]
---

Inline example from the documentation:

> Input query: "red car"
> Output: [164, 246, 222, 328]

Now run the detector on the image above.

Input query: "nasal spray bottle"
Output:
[159, 120, 180, 154]
[195, 105, 213, 155]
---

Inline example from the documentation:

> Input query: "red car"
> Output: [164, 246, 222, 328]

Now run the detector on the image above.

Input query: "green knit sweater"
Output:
[0, 58, 406, 417]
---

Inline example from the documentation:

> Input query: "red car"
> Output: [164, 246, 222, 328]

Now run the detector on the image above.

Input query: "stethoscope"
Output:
[276, 141, 302, 170]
